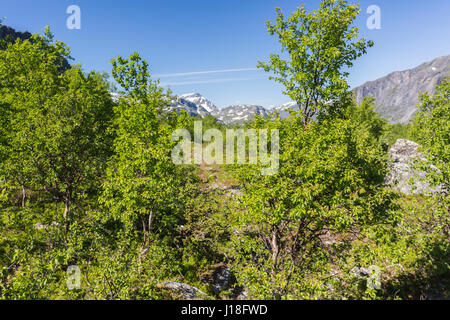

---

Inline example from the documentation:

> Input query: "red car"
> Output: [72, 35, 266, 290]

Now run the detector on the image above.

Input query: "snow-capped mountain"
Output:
[168, 92, 293, 125]
[179, 93, 219, 115]
[268, 102, 300, 120]
[167, 93, 219, 118]
[168, 94, 212, 117]
[215, 105, 268, 125]
[168, 93, 270, 124]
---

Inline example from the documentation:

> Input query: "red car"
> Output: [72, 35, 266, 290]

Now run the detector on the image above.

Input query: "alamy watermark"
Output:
[64, 4, 380, 31]
[367, 5, 381, 30]
[171, 121, 279, 175]
[367, 265, 381, 290]
[66, 265, 81, 290]
[66, 5, 81, 30]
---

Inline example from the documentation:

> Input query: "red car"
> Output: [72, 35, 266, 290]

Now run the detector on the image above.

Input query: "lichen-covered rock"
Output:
[33, 221, 60, 230]
[156, 281, 205, 299]
[351, 266, 371, 278]
[385, 139, 444, 195]
[224, 185, 243, 197]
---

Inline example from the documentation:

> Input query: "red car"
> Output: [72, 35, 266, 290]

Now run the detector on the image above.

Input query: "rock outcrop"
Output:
[386, 139, 445, 195]
[156, 281, 206, 299]
[354, 55, 450, 123]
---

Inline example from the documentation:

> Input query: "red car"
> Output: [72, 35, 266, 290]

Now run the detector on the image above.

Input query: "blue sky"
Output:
[2, 0, 450, 108]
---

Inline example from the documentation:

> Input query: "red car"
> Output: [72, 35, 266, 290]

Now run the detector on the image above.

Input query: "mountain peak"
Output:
[178, 93, 218, 115]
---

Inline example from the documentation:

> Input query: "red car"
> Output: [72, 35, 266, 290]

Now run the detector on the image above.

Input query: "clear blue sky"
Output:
[2, 0, 450, 108]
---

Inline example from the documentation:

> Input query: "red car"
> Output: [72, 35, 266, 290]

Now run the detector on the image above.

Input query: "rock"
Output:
[236, 290, 249, 300]
[33, 221, 60, 230]
[354, 55, 450, 124]
[156, 281, 206, 299]
[168, 95, 213, 118]
[215, 105, 268, 126]
[268, 102, 300, 120]
[209, 182, 226, 190]
[389, 139, 424, 163]
[200, 263, 232, 294]
[150, 55, 450, 125]
[386, 139, 445, 195]
[178, 93, 219, 115]
[351, 266, 371, 277]
[224, 185, 243, 197]
[34, 223, 47, 230]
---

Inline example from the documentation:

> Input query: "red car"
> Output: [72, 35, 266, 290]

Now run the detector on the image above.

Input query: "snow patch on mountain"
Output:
[179, 93, 219, 115]
[215, 105, 268, 125]
[268, 102, 300, 120]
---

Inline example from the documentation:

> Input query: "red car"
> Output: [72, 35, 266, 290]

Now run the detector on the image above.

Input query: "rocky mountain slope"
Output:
[7, 23, 445, 125]
[3, 25, 447, 125]
[215, 104, 268, 125]
[354, 55, 450, 123]
[168, 94, 213, 118]
[179, 93, 219, 115]
[268, 102, 300, 120]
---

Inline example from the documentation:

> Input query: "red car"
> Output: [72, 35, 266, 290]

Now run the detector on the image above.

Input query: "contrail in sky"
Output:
[160, 75, 266, 87]
[154, 67, 258, 78]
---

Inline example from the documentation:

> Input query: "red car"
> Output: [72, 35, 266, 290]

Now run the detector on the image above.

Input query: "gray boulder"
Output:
[351, 266, 371, 278]
[33, 221, 60, 230]
[386, 139, 444, 195]
[156, 281, 206, 299]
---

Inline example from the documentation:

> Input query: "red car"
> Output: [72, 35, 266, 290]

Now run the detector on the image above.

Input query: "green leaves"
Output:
[258, 0, 373, 126]
[0, 29, 114, 233]
[230, 105, 394, 298]
[229, 0, 392, 299]
[111, 52, 151, 100]
[412, 76, 450, 188]
[102, 53, 193, 242]
[0, 6, 445, 300]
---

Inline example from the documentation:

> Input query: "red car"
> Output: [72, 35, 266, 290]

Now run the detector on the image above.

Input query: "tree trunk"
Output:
[271, 227, 280, 273]
[270, 226, 281, 299]
[147, 209, 153, 246]
[63, 196, 71, 236]
[21, 184, 26, 208]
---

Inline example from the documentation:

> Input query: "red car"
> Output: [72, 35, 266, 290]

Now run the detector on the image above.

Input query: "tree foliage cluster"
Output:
[0, 0, 448, 300]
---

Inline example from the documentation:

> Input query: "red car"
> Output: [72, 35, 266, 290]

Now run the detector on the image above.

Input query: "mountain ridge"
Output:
[353, 54, 450, 123]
